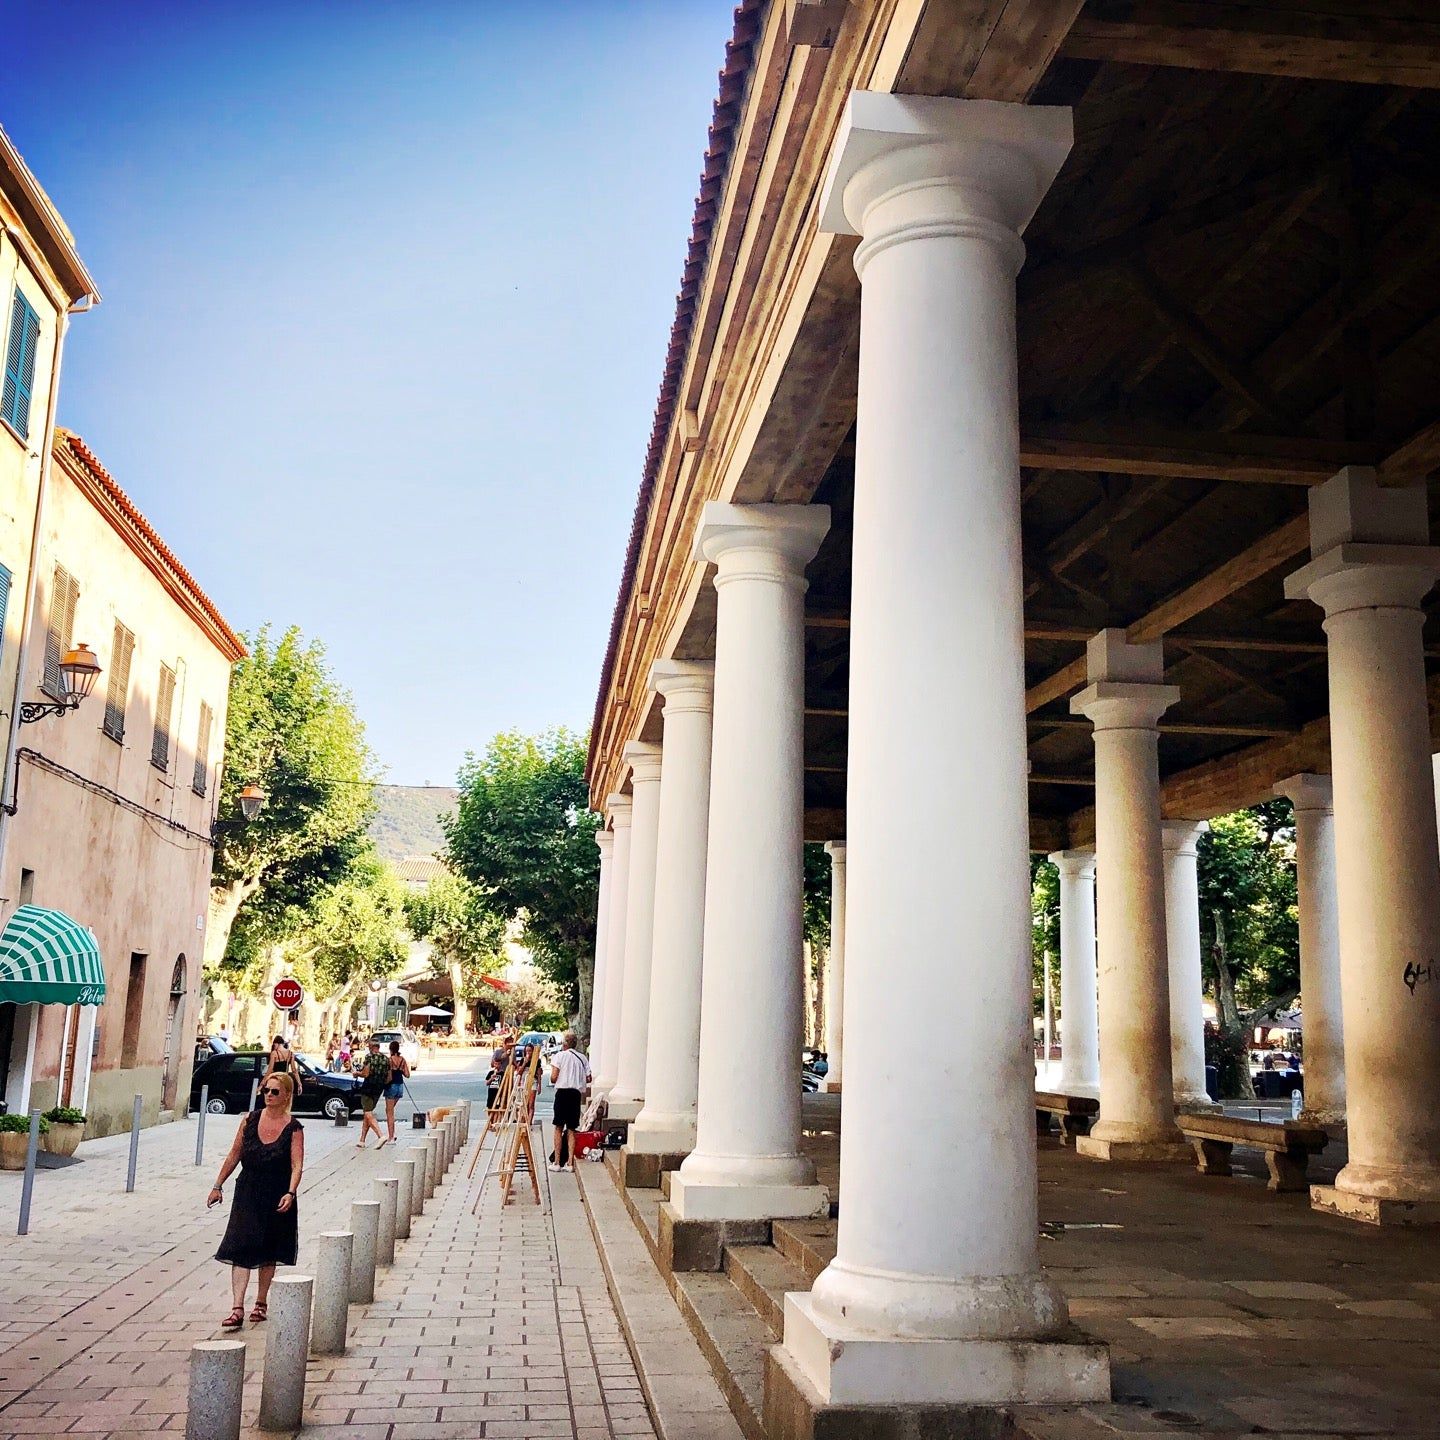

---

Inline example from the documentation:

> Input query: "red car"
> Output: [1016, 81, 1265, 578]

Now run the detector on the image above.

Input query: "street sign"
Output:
[272, 977, 305, 1010]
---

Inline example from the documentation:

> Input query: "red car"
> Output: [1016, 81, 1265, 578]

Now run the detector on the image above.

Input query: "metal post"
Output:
[186, 1339, 245, 1440]
[17, 1108, 41, 1236]
[125, 1093, 143, 1193]
[257, 1274, 312, 1431]
[195, 1087, 208, 1166]
[248, 1078, 259, 1112]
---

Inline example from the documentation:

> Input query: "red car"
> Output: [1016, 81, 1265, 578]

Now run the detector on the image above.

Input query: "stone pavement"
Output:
[0, 1109, 691, 1439]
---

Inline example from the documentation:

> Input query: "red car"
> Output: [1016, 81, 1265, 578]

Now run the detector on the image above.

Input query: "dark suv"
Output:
[190, 1052, 363, 1120]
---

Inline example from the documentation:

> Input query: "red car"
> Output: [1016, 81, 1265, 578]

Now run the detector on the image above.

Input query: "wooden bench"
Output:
[1177, 1113, 1329, 1193]
[1035, 1091, 1100, 1145]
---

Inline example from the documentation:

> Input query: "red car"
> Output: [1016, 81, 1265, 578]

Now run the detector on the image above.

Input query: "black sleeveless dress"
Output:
[215, 1111, 300, 1268]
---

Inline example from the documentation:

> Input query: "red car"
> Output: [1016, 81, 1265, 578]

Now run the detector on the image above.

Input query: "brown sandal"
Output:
[221, 1307, 245, 1331]
[249, 1300, 268, 1323]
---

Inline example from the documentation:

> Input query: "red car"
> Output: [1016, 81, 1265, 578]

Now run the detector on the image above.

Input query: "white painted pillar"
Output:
[609, 742, 664, 1121]
[819, 842, 845, 1092]
[1160, 822, 1213, 1111]
[669, 501, 831, 1224]
[782, 94, 1106, 1408]
[588, 830, 615, 1060]
[1049, 850, 1098, 1096]
[631, 661, 714, 1156]
[1273, 774, 1345, 1126]
[594, 795, 632, 1096]
[1072, 630, 1187, 1162]
[1285, 467, 1440, 1218]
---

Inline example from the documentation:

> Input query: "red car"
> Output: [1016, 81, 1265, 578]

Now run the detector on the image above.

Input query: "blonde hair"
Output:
[263, 1071, 295, 1109]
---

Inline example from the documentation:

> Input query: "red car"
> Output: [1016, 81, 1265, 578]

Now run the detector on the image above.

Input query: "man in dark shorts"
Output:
[548, 1031, 589, 1172]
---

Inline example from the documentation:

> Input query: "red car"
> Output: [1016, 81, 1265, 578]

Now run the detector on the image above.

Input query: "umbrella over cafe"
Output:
[409, 1004, 452, 1017]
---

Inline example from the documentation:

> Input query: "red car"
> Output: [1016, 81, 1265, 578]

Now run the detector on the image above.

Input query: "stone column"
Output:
[819, 842, 846, 1092]
[1273, 774, 1345, 1126]
[1071, 630, 1187, 1162]
[1161, 822, 1214, 1111]
[630, 661, 714, 1159]
[593, 795, 632, 1096]
[609, 742, 664, 1121]
[1049, 850, 1098, 1097]
[1285, 467, 1440, 1220]
[776, 94, 1106, 1411]
[669, 501, 831, 1225]
[587, 829, 615, 1059]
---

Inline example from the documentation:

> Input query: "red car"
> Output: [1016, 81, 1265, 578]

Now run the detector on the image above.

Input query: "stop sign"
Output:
[272, 978, 305, 1010]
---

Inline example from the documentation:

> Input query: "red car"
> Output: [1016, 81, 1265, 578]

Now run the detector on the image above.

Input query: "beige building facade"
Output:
[0, 432, 244, 1136]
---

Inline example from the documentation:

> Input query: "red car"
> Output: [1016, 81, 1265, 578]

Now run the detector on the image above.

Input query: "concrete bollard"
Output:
[461, 1099, 471, 1144]
[185, 1339, 245, 1440]
[312, 1231, 352, 1355]
[449, 1112, 460, 1163]
[257, 1274, 313, 1431]
[425, 1133, 440, 1195]
[349, 1200, 379, 1304]
[407, 1147, 425, 1217]
[441, 1116, 453, 1169]
[374, 1176, 398, 1267]
[393, 1158, 415, 1239]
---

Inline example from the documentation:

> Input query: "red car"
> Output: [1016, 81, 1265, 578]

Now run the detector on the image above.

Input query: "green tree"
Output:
[207, 626, 377, 972]
[444, 729, 600, 1031]
[1030, 856, 1060, 1020]
[405, 870, 509, 1036]
[803, 842, 832, 1048]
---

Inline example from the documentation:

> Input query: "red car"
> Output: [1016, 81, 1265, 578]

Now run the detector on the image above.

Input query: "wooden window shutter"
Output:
[152, 663, 176, 771]
[42, 566, 79, 698]
[193, 700, 213, 795]
[2, 290, 41, 439]
[104, 623, 135, 741]
[0, 564, 11, 665]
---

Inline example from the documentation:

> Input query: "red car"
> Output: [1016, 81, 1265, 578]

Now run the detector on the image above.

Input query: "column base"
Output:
[775, 1292, 1109, 1412]
[1075, 1135, 1191, 1164]
[658, 1199, 772, 1273]
[617, 1146, 687, 1191]
[1174, 1092, 1221, 1115]
[626, 1111, 696, 1156]
[1298, 1107, 1346, 1131]
[669, 1170, 829, 1223]
[606, 1096, 643, 1122]
[1311, 1184, 1440, 1227]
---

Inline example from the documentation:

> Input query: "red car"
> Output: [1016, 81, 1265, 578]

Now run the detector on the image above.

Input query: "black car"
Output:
[190, 1052, 363, 1120]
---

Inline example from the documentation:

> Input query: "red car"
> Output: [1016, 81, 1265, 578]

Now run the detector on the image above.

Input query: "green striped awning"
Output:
[0, 904, 105, 1005]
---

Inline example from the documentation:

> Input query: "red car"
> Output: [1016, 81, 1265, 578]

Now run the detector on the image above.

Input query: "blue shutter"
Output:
[2, 291, 41, 439]
[0, 564, 10, 676]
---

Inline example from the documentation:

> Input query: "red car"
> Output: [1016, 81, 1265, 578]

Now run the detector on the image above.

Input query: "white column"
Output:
[819, 842, 845, 1092]
[593, 795, 632, 1096]
[609, 741, 663, 1121]
[1049, 850, 1098, 1097]
[587, 830, 615, 1058]
[1285, 467, 1440, 1218]
[631, 661, 714, 1156]
[669, 501, 831, 1224]
[781, 94, 1105, 1409]
[1273, 774, 1344, 1126]
[1160, 822, 1213, 1111]
[1072, 630, 1187, 1162]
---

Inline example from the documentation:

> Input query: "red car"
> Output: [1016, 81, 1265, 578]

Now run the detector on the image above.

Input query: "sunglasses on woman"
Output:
[262, 1087, 283, 1096]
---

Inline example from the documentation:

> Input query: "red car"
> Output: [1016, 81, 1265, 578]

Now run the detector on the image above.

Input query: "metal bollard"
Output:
[257, 1274, 312, 1431]
[195, 1087, 209, 1166]
[125, 1094, 143, 1193]
[393, 1158, 415, 1239]
[249, 1078, 259, 1112]
[312, 1231, 353, 1355]
[374, 1176, 398, 1267]
[408, 1147, 425, 1217]
[185, 1339, 245, 1440]
[17, 1109, 41, 1236]
[349, 1200, 379, 1303]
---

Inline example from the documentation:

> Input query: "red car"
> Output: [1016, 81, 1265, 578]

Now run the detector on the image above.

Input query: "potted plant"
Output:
[0, 1112, 49, 1169]
[42, 1105, 86, 1157]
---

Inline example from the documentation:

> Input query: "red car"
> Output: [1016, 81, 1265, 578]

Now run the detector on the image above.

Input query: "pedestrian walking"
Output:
[261, 1034, 302, 1103]
[487, 1031, 513, 1111]
[383, 1040, 411, 1142]
[354, 1036, 388, 1149]
[207, 1070, 303, 1330]
[548, 1031, 590, 1172]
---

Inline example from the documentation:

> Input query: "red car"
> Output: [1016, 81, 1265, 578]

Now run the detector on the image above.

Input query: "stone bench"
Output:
[1177, 1113, 1329, 1193]
[1035, 1091, 1100, 1145]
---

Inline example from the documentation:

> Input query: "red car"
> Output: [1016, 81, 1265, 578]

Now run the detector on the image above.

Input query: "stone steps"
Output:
[771, 1216, 837, 1283]
[672, 1270, 773, 1440]
[723, 1242, 809, 1338]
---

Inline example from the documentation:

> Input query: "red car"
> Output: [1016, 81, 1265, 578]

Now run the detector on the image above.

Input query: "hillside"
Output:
[369, 784, 458, 864]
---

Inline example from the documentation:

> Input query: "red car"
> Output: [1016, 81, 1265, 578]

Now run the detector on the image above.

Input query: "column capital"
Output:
[623, 740, 664, 786]
[605, 792, 633, 829]
[693, 501, 831, 582]
[1070, 680, 1180, 730]
[649, 659, 714, 714]
[1273, 773, 1333, 812]
[595, 828, 615, 858]
[824, 841, 846, 864]
[819, 92, 1073, 277]
[1159, 820, 1208, 857]
[1047, 849, 1095, 879]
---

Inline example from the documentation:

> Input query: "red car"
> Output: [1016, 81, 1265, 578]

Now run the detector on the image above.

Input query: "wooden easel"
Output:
[466, 1056, 517, 1178]
[472, 1043, 542, 1210]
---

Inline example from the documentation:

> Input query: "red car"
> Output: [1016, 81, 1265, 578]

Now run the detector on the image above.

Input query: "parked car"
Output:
[194, 1034, 234, 1065]
[189, 1051, 363, 1120]
[370, 1029, 421, 1072]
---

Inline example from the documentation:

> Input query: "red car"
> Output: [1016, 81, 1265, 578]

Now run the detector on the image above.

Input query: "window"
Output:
[193, 701, 213, 796]
[120, 954, 147, 1069]
[151, 663, 176, 771]
[42, 565, 79, 699]
[103, 622, 135, 742]
[18, 869, 34, 906]
[1, 290, 41, 440]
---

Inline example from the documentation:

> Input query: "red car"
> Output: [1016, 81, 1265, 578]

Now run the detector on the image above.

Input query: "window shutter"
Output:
[42, 566, 79, 698]
[0, 563, 11, 654]
[104, 623, 134, 741]
[193, 701, 213, 795]
[2, 291, 41, 439]
[152, 663, 176, 771]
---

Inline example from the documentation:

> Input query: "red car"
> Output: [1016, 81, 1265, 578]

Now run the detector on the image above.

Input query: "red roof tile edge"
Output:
[54, 429, 248, 663]
[586, 0, 764, 786]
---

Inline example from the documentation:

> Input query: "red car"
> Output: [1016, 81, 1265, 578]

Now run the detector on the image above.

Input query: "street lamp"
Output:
[238, 783, 267, 821]
[19, 644, 102, 724]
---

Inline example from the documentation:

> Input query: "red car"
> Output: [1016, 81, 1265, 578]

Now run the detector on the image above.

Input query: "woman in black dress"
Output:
[208, 1069, 304, 1329]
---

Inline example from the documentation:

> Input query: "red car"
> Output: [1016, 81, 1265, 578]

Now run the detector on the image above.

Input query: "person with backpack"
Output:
[354, 1036, 388, 1149]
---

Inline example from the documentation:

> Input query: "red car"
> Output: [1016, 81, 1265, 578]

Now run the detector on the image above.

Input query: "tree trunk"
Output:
[1209, 909, 1255, 1100]
[448, 960, 471, 1036]
[203, 876, 262, 973]
[575, 950, 594, 1042]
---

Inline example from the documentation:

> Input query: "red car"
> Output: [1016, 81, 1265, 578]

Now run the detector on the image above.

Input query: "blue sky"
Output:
[6, 0, 728, 784]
